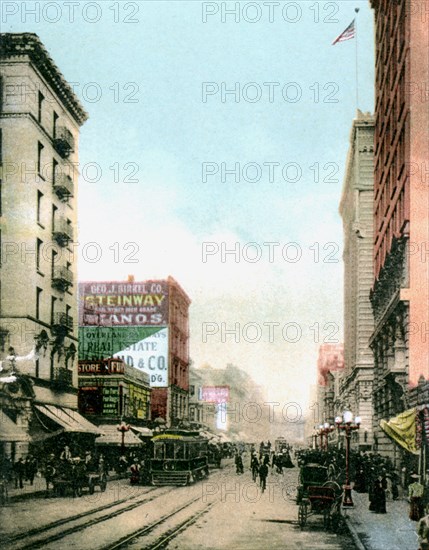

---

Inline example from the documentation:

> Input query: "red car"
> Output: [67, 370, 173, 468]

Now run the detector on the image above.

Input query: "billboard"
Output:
[79, 326, 168, 388]
[79, 280, 168, 326]
[199, 386, 230, 403]
[79, 280, 170, 388]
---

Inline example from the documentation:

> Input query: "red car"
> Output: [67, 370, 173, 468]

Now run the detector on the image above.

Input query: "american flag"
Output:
[332, 19, 355, 45]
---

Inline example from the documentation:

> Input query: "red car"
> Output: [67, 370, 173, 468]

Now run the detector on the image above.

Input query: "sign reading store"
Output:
[78, 359, 125, 375]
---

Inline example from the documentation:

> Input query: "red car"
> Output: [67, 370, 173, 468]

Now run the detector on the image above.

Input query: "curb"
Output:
[345, 516, 367, 550]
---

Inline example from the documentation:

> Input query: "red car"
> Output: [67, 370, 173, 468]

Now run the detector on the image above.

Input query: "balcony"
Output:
[52, 366, 73, 388]
[53, 173, 74, 200]
[51, 312, 73, 335]
[53, 127, 75, 158]
[52, 266, 73, 292]
[52, 218, 73, 246]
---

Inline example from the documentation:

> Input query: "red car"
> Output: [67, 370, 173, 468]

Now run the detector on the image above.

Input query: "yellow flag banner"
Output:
[380, 408, 419, 454]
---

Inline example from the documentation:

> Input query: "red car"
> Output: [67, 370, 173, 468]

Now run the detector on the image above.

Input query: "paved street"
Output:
[165, 464, 356, 550]
[1, 462, 356, 550]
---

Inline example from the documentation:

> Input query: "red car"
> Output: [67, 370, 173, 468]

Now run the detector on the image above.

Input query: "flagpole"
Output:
[355, 8, 360, 113]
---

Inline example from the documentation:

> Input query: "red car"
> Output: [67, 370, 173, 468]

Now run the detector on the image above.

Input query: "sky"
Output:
[3, 0, 375, 410]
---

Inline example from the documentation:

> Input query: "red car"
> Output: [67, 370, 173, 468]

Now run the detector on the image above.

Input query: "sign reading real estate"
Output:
[79, 281, 168, 326]
[79, 326, 168, 388]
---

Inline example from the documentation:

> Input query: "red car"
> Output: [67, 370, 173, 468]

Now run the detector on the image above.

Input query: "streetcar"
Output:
[150, 429, 209, 486]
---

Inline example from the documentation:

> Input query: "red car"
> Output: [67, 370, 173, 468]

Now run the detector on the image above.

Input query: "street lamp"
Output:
[320, 422, 335, 451]
[117, 421, 130, 455]
[335, 412, 361, 507]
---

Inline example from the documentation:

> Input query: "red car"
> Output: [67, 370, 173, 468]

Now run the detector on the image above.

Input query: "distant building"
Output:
[317, 344, 344, 425]
[0, 33, 100, 460]
[78, 276, 190, 426]
[369, 0, 429, 458]
[339, 112, 375, 451]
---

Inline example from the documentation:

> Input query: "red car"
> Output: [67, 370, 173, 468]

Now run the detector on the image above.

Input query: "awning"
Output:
[380, 408, 419, 454]
[95, 424, 142, 446]
[34, 404, 104, 435]
[130, 426, 153, 437]
[0, 412, 30, 442]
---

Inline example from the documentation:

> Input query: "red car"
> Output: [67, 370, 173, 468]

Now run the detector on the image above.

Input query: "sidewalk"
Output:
[344, 490, 420, 550]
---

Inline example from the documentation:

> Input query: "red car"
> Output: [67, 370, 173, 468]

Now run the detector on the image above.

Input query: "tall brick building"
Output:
[339, 112, 375, 450]
[79, 276, 190, 426]
[369, 0, 429, 457]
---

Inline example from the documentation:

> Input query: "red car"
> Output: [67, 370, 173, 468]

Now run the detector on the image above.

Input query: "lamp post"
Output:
[335, 411, 361, 507]
[320, 422, 335, 451]
[117, 421, 130, 455]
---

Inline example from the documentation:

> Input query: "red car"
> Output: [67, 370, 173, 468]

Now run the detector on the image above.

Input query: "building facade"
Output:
[78, 358, 151, 422]
[339, 112, 375, 451]
[78, 276, 191, 426]
[369, 0, 429, 458]
[0, 33, 98, 460]
[316, 344, 344, 427]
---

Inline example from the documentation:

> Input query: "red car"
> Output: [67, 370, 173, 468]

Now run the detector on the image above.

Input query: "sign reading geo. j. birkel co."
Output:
[79, 281, 168, 326]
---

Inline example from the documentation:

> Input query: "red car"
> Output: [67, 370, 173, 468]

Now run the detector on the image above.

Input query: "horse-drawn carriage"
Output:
[49, 460, 107, 497]
[296, 463, 342, 531]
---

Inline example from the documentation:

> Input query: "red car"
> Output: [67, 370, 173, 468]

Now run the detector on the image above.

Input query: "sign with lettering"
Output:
[79, 281, 168, 326]
[102, 386, 119, 416]
[79, 326, 168, 388]
[78, 359, 125, 375]
[199, 386, 230, 403]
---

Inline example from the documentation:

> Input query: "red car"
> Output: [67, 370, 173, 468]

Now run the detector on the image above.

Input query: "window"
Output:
[53, 112, 58, 139]
[38, 91, 44, 123]
[51, 249, 57, 278]
[51, 296, 57, 325]
[52, 204, 58, 230]
[36, 238, 42, 272]
[37, 190, 43, 225]
[36, 287, 42, 319]
[37, 142, 44, 176]
[52, 159, 58, 185]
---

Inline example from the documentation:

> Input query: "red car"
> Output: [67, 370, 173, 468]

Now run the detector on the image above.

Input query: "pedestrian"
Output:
[60, 445, 72, 462]
[259, 461, 268, 492]
[14, 458, 25, 489]
[409, 474, 425, 521]
[250, 453, 259, 482]
[418, 511, 429, 550]
[373, 476, 387, 513]
[235, 453, 244, 475]
[25, 455, 38, 485]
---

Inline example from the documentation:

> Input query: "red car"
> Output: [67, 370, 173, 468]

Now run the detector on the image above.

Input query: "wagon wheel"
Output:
[99, 475, 107, 492]
[330, 501, 342, 532]
[298, 502, 308, 529]
[323, 508, 330, 531]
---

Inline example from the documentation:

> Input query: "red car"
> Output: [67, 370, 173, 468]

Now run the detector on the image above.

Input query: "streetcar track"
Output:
[15, 487, 172, 550]
[101, 496, 208, 550]
[4, 485, 163, 545]
[147, 501, 215, 550]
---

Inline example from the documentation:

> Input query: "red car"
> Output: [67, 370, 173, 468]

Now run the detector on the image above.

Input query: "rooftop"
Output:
[0, 33, 88, 125]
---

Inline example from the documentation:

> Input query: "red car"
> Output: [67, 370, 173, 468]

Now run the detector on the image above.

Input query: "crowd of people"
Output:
[233, 440, 295, 493]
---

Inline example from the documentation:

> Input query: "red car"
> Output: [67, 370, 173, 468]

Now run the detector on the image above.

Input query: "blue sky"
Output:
[4, 1, 375, 409]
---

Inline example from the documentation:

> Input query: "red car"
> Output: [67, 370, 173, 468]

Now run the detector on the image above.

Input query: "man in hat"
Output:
[409, 474, 425, 521]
